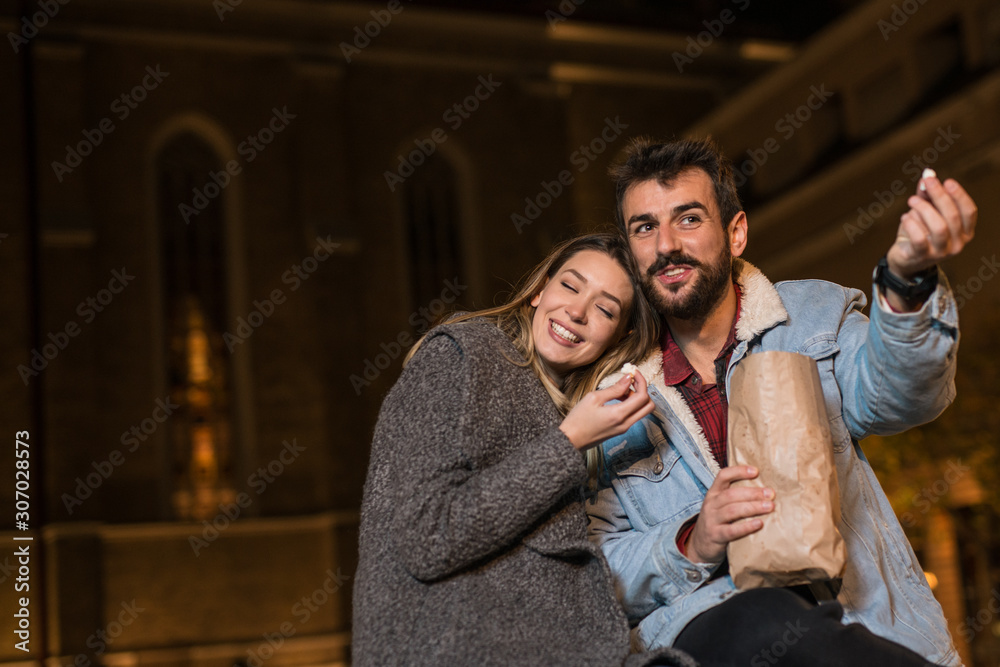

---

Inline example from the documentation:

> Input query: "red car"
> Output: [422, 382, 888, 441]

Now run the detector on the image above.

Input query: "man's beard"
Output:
[642, 246, 733, 321]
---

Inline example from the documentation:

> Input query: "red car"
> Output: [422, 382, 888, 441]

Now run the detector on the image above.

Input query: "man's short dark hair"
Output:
[609, 137, 743, 236]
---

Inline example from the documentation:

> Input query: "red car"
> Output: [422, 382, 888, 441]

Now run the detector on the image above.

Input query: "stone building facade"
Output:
[0, 0, 997, 665]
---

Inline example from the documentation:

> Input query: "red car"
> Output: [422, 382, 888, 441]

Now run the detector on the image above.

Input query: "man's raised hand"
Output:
[888, 172, 977, 279]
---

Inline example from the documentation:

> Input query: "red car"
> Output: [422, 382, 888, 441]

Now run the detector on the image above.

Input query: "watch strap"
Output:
[873, 255, 938, 301]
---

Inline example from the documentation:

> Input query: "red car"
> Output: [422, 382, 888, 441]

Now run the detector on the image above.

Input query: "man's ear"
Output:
[728, 211, 748, 258]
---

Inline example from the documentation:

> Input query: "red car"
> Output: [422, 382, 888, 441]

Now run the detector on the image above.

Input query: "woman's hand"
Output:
[559, 371, 655, 451]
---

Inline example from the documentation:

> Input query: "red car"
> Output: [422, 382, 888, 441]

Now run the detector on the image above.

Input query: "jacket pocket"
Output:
[616, 446, 678, 482]
[615, 448, 699, 528]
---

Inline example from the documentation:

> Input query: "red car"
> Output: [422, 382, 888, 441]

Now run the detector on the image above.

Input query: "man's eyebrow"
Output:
[626, 212, 657, 227]
[627, 201, 708, 226]
[672, 201, 708, 216]
[564, 268, 624, 308]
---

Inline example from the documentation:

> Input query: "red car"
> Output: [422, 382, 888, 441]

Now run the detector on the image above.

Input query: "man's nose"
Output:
[656, 226, 680, 256]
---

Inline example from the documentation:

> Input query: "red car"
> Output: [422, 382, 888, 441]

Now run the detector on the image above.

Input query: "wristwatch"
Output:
[873, 255, 938, 301]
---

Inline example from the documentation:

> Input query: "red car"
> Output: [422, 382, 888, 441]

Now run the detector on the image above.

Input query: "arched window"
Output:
[155, 134, 237, 520]
[402, 152, 464, 318]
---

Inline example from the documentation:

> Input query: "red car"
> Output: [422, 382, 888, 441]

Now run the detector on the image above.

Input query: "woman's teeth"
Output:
[551, 321, 580, 343]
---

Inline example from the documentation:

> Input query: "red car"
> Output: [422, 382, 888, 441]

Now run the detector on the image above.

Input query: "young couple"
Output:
[353, 138, 978, 666]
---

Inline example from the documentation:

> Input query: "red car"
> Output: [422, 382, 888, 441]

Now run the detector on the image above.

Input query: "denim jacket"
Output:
[587, 259, 961, 666]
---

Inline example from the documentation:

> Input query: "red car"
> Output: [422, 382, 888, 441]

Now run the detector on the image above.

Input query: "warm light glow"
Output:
[192, 425, 218, 481]
[924, 571, 938, 589]
[546, 22, 688, 52]
[186, 307, 213, 383]
[739, 40, 796, 62]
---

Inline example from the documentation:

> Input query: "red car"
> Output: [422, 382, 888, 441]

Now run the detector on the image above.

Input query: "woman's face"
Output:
[530, 249, 633, 382]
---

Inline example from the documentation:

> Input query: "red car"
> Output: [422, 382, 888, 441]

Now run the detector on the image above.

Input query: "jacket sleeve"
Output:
[835, 272, 958, 439]
[386, 333, 588, 582]
[586, 431, 720, 622]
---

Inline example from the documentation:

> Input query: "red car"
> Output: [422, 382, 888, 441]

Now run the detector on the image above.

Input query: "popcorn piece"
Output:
[919, 168, 936, 192]
[621, 362, 639, 392]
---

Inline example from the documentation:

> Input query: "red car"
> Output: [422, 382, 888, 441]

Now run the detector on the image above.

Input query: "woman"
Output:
[352, 234, 695, 667]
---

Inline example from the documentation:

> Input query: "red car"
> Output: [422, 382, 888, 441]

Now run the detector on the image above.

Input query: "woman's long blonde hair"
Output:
[405, 233, 659, 416]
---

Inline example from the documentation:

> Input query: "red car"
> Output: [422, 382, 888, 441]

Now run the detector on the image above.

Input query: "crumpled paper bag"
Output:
[726, 351, 846, 590]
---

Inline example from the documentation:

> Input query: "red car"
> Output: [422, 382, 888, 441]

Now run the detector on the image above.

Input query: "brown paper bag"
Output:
[726, 351, 846, 590]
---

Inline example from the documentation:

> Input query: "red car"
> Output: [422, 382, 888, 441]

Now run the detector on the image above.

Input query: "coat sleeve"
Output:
[384, 333, 588, 582]
[585, 428, 721, 623]
[834, 273, 958, 439]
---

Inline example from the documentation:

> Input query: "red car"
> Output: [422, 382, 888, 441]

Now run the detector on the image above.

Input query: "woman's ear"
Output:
[530, 277, 549, 308]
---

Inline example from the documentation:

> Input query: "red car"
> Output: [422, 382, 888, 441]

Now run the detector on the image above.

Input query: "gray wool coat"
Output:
[352, 318, 696, 667]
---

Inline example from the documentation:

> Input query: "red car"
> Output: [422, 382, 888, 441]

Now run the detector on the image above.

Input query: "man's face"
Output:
[622, 169, 745, 321]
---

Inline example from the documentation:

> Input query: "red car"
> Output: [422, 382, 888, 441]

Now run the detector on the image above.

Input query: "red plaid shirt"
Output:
[665, 285, 742, 556]
[660, 284, 742, 468]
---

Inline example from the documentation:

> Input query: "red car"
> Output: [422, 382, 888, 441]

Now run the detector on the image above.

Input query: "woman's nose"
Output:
[565, 299, 587, 323]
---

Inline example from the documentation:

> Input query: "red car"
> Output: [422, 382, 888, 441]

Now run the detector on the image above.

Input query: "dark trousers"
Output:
[673, 588, 938, 667]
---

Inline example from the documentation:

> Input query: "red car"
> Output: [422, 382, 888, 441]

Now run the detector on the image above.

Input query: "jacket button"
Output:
[653, 460, 664, 474]
[685, 569, 700, 582]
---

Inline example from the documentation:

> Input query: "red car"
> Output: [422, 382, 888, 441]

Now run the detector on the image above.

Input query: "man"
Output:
[587, 138, 977, 667]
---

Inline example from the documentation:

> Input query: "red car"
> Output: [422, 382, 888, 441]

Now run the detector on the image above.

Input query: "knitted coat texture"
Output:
[352, 319, 695, 667]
